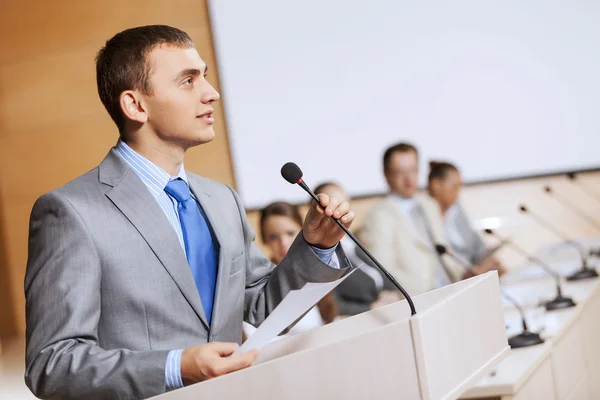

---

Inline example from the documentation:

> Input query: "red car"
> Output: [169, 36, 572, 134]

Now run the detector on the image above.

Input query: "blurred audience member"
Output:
[361, 143, 462, 295]
[427, 161, 504, 277]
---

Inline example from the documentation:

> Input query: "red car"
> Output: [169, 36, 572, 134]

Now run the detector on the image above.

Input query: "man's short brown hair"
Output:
[95, 25, 194, 133]
[382, 142, 419, 172]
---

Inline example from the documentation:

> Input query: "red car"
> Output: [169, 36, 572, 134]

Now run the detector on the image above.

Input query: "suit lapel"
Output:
[99, 150, 210, 329]
[187, 176, 230, 331]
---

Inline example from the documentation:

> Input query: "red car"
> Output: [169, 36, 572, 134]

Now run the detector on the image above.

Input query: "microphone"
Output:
[281, 162, 417, 316]
[518, 205, 598, 281]
[435, 244, 544, 348]
[416, 209, 460, 284]
[434, 244, 475, 277]
[500, 290, 546, 349]
[483, 229, 576, 311]
[544, 185, 600, 234]
[567, 172, 600, 204]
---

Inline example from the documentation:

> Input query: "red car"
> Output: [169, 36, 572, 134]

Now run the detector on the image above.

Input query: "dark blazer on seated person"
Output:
[334, 237, 394, 315]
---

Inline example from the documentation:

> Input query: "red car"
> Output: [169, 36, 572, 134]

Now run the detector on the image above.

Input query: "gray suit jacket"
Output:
[445, 203, 488, 265]
[24, 149, 350, 400]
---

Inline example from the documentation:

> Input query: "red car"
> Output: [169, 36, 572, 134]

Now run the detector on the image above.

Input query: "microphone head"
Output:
[281, 162, 303, 184]
[519, 205, 528, 213]
[435, 244, 447, 256]
[544, 186, 553, 194]
[567, 172, 576, 180]
[484, 228, 494, 235]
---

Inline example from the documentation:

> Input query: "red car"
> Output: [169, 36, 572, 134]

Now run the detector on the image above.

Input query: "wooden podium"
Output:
[153, 272, 509, 400]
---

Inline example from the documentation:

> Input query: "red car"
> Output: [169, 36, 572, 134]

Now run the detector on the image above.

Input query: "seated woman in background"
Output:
[314, 182, 401, 316]
[427, 161, 504, 276]
[243, 201, 338, 340]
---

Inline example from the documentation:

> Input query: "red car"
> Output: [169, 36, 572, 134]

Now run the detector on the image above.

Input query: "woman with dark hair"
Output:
[427, 161, 503, 276]
[243, 201, 338, 339]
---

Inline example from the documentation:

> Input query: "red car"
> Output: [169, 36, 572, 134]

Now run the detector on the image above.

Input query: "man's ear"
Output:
[119, 90, 148, 124]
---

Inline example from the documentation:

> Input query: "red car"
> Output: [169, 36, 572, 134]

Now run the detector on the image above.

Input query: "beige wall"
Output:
[0, 0, 235, 335]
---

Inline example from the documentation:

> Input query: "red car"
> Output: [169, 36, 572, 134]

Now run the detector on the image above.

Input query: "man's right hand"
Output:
[180, 342, 258, 385]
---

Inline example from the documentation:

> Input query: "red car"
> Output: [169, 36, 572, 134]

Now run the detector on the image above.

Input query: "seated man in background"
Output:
[361, 143, 463, 295]
[427, 161, 504, 277]
[314, 182, 401, 315]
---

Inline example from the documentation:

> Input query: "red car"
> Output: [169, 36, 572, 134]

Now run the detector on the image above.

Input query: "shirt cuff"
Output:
[310, 244, 338, 267]
[165, 349, 184, 391]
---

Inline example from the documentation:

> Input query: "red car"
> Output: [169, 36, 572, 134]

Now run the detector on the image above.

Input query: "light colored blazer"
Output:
[360, 194, 462, 296]
[24, 149, 350, 400]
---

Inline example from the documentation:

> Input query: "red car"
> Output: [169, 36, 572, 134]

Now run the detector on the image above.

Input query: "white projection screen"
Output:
[208, 1, 600, 208]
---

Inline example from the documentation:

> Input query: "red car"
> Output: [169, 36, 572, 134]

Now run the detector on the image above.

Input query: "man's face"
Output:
[385, 151, 419, 198]
[140, 45, 220, 148]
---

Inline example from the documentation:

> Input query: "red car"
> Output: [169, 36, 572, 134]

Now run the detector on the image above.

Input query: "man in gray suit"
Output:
[25, 25, 355, 399]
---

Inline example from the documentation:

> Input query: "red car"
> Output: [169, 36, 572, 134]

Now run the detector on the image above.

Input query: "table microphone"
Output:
[518, 205, 598, 281]
[281, 162, 417, 316]
[434, 244, 475, 277]
[483, 229, 576, 311]
[567, 172, 600, 204]
[544, 185, 600, 233]
[434, 244, 544, 349]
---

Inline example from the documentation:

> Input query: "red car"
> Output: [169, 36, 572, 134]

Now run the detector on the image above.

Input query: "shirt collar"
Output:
[391, 193, 417, 215]
[115, 139, 189, 194]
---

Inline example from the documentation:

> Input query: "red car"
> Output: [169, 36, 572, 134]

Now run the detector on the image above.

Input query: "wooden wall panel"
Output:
[0, 0, 235, 335]
[0, 0, 209, 65]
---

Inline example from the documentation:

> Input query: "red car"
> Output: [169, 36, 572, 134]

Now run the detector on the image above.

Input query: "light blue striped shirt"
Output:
[114, 140, 336, 392]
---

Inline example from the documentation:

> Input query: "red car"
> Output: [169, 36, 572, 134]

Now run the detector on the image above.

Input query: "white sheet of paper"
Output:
[236, 266, 360, 354]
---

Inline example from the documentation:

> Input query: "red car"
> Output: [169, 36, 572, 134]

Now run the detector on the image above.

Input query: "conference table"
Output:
[462, 239, 600, 400]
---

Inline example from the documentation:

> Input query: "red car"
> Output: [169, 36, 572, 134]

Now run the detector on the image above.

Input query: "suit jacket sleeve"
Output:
[226, 187, 351, 326]
[25, 193, 169, 400]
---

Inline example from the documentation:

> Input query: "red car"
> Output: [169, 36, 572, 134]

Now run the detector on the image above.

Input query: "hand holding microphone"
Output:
[281, 163, 357, 249]
[281, 162, 417, 316]
[302, 193, 355, 249]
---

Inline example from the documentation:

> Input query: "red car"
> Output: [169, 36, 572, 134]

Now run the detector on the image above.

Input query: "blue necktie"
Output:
[165, 179, 218, 324]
